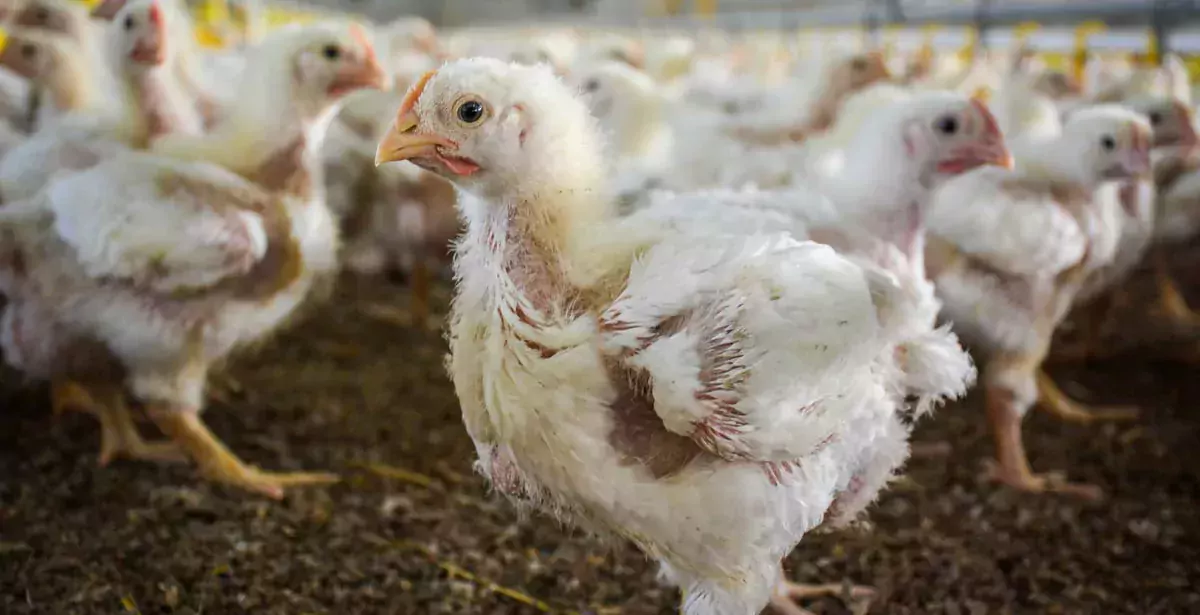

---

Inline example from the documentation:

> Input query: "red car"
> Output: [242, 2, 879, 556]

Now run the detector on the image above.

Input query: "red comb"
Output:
[349, 23, 376, 64]
[147, 0, 162, 26]
[399, 70, 436, 117]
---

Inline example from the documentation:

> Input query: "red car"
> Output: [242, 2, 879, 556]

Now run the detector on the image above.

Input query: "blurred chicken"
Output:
[0, 27, 101, 130]
[375, 57, 973, 615]
[927, 106, 1152, 498]
[0, 23, 385, 497]
[0, 0, 201, 203]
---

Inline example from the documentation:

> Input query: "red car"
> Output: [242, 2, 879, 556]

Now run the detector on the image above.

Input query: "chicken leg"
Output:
[52, 380, 185, 465]
[770, 574, 875, 615]
[1035, 370, 1139, 423]
[984, 384, 1104, 501]
[148, 407, 339, 499]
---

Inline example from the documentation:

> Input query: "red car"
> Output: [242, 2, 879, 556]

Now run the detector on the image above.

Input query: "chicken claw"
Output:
[149, 408, 339, 499]
[770, 577, 875, 615]
[1035, 370, 1139, 424]
[985, 385, 1105, 501]
[982, 461, 1105, 501]
[52, 380, 185, 465]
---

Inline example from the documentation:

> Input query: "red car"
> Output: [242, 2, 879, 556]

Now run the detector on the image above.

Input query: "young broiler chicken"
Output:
[0, 23, 385, 497]
[0, 0, 201, 204]
[926, 106, 1153, 499]
[375, 58, 974, 615]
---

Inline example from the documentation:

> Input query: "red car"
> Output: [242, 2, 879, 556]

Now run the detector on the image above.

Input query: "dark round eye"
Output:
[322, 45, 341, 60]
[850, 58, 868, 71]
[123, 15, 135, 30]
[1148, 111, 1162, 126]
[1101, 135, 1116, 150]
[457, 100, 484, 124]
[583, 79, 600, 93]
[20, 43, 36, 59]
[33, 7, 49, 22]
[936, 116, 958, 135]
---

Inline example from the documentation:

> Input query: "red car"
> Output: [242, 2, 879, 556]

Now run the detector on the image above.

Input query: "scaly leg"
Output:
[51, 380, 183, 465]
[1035, 370, 1139, 423]
[770, 574, 875, 615]
[984, 383, 1104, 501]
[149, 407, 338, 499]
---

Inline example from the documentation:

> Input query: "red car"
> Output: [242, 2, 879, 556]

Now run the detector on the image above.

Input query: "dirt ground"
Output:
[1, 275, 1198, 615]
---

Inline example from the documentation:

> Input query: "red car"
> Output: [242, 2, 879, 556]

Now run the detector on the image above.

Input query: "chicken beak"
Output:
[1121, 127, 1152, 177]
[375, 111, 452, 167]
[0, 28, 9, 58]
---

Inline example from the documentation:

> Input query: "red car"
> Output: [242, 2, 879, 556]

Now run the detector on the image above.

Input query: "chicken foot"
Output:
[984, 384, 1104, 501]
[51, 380, 185, 466]
[770, 575, 875, 615]
[149, 407, 339, 499]
[1035, 370, 1139, 423]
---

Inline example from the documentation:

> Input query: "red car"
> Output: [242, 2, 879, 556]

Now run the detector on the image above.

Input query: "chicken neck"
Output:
[113, 65, 202, 148]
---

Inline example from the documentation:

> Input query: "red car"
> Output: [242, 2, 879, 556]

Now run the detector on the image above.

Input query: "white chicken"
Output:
[927, 105, 1153, 498]
[375, 58, 973, 615]
[0, 23, 385, 497]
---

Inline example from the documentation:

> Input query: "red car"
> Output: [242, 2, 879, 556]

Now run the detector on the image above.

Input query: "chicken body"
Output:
[376, 58, 975, 615]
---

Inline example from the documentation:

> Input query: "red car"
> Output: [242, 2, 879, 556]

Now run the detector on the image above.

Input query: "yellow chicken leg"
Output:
[985, 385, 1104, 501]
[1035, 370, 1139, 423]
[51, 380, 184, 465]
[770, 574, 875, 615]
[149, 407, 339, 499]
[51, 379, 96, 417]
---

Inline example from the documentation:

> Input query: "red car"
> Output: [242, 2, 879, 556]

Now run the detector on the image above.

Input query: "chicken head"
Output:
[1129, 97, 1199, 150]
[102, 0, 168, 68]
[376, 58, 603, 200]
[287, 23, 388, 115]
[1061, 105, 1153, 183]
[12, 0, 87, 41]
[0, 28, 67, 82]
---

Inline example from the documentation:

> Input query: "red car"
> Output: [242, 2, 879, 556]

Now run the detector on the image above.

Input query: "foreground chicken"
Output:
[0, 24, 385, 497]
[927, 106, 1153, 498]
[376, 58, 970, 615]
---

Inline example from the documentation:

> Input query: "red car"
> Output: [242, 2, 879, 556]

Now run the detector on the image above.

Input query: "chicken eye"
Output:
[1148, 111, 1162, 126]
[33, 7, 48, 22]
[850, 58, 868, 72]
[456, 100, 485, 124]
[123, 15, 135, 30]
[322, 45, 341, 61]
[19, 43, 36, 59]
[935, 116, 958, 135]
[583, 79, 600, 93]
[1101, 135, 1116, 151]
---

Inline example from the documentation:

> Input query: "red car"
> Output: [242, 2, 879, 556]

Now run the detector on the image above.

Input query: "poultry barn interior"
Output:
[1, 0, 1199, 613]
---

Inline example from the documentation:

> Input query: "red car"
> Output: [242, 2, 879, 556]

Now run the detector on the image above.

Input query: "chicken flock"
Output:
[0, 3, 1198, 614]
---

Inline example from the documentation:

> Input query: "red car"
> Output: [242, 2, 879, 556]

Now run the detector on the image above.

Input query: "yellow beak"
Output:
[374, 110, 454, 167]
